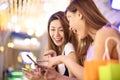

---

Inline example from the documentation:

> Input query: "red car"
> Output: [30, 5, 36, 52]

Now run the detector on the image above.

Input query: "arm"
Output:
[64, 43, 79, 77]
[45, 67, 78, 80]
[66, 52, 78, 77]
[22, 68, 45, 80]
[47, 56, 84, 80]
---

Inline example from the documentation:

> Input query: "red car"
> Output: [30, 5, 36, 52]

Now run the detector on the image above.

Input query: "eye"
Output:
[59, 29, 63, 31]
[59, 28, 64, 31]
[50, 28, 55, 31]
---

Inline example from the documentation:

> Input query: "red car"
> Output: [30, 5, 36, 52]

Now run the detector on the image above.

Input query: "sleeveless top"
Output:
[86, 23, 119, 61]
[86, 44, 94, 61]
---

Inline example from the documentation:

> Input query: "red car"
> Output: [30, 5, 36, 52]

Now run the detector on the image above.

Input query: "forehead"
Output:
[66, 11, 76, 18]
[50, 20, 62, 28]
[66, 11, 72, 16]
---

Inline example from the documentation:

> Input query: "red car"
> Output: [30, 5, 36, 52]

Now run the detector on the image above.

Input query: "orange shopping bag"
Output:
[84, 37, 119, 80]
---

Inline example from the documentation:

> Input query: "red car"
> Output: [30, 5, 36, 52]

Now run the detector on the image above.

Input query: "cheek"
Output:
[60, 32, 64, 38]
[49, 31, 53, 38]
[70, 19, 79, 28]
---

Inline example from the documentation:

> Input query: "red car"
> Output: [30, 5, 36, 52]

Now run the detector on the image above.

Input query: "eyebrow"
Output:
[50, 26, 63, 29]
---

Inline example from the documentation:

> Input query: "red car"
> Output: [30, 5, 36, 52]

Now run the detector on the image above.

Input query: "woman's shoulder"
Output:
[94, 25, 119, 60]
[65, 42, 73, 46]
[63, 42, 75, 55]
[96, 26, 120, 39]
[64, 42, 74, 50]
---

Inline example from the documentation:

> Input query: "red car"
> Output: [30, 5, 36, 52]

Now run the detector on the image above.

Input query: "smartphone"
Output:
[26, 55, 39, 66]
[26, 55, 46, 74]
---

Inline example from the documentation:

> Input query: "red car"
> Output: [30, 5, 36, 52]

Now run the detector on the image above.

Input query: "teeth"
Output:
[55, 38, 61, 40]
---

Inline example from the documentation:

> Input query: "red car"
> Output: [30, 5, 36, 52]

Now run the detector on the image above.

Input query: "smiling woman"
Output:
[49, 20, 65, 46]
[23, 11, 79, 80]
[46, 11, 78, 76]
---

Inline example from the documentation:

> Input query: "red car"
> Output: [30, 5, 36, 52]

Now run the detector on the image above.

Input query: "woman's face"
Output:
[49, 20, 65, 46]
[66, 11, 87, 39]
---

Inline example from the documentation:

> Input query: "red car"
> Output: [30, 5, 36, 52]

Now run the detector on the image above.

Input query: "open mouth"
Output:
[72, 29, 77, 33]
[54, 38, 63, 43]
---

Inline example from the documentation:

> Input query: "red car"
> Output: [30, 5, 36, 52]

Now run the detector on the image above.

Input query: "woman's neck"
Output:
[88, 27, 97, 41]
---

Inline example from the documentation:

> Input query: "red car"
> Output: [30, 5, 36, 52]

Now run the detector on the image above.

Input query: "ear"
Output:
[77, 11, 83, 19]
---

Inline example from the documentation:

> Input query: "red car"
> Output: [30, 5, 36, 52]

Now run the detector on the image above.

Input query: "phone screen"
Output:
[26, 55, 38, 66]
[26, 55, 47, 74]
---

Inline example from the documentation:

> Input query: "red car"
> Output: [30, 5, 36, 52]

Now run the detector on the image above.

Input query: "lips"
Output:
[54, 38, 63, 43]
[70, 27, 77, 33]
[73, 29, 77, 33]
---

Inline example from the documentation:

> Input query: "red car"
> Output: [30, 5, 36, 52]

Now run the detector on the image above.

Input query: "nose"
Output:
[69, 21, 73, 31]
[54, 30, 60, 37]
[69, 27, 72, 31]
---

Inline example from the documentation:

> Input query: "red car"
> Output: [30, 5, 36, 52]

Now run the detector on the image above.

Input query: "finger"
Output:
[24, 71, 32, 77]
[37, 59, 49, 62]
[44, 50, 56, 57]
[22, 69, 29, 73]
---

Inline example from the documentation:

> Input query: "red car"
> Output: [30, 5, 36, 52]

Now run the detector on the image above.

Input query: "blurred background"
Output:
[0, 0, 120, 80]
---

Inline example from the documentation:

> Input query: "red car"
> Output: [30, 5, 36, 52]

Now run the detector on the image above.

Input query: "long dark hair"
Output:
[47, 11, 78, 56]
[65, 0, 109, 66]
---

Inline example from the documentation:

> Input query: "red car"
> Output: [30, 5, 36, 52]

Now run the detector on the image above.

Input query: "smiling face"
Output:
[49, 20, 65, 46]
[66, 11, 87, 39]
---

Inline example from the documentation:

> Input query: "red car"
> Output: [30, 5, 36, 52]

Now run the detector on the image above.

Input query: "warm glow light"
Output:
[0, 46, 4, 52]
[7, 42, 14, 48]
[24, 38, 30, 45]
[17, 56, 22, 63]
[1, 0, 71, 39]
[27, 29, 34, 36]
[25, 64, 30, 69]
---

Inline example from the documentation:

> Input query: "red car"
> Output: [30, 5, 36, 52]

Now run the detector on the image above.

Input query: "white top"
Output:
[58, 42, 75, 75]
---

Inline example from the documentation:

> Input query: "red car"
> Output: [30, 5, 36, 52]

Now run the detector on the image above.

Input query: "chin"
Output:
[54, 42, 63, 46]
[56, 43, 62, 46]
[79, 35, 87, 40]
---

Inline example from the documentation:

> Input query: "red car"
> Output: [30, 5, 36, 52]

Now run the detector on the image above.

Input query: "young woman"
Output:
[22, 11, 78, 80]
[40, 0, 120, 80]
[44, 11, 78, 76]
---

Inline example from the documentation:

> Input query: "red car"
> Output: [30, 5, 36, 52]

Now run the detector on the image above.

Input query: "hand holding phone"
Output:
[22, 68, 28, 71]
[26, 55, 47, 75]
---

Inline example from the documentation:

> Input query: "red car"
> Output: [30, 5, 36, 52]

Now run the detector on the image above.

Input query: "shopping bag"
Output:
[84, 60, 117, 80]
[84, 37, 120, 80]
[99, 63, 120, 80]
[99, 37, 120, 80]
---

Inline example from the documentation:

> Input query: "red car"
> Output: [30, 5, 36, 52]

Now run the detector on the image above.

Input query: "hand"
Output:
[45, 68, 79, 80]
[37, 56, 65, 68]
[44, 68, 61, 80]
[44, 50, 57, 57]
[22, 68, 45, 80]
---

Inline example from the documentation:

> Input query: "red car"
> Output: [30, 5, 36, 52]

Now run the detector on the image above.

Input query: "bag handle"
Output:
[103, 37, 120, 62]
